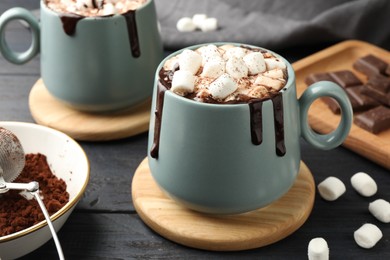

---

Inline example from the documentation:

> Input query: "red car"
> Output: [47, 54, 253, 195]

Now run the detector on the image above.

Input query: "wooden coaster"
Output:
[28, 79, 151, 141]
[132, 158, 315, 251]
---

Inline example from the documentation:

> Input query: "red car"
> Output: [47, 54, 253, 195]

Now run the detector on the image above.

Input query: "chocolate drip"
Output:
[150, 81, 167, 159]
[271, 93, 286, 156]
[60, 15, 84, 36]
[249, 101, 263, 145]
[122, 10, 141, 58]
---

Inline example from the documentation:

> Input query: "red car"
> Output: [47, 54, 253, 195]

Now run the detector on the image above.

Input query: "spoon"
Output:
[0, 127, 65, 260]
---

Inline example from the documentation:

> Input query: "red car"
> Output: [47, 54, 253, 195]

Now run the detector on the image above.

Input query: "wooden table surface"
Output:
[1, 1, 389, 259]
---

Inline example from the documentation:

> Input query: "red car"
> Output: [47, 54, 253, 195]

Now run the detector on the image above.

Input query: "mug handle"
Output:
[0, 7, 40, 64]
[299, 81, 353, 150]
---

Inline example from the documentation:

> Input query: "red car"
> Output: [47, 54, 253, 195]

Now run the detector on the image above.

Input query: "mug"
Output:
[0, 0, 163, 112]
[147, 43, 353, 215]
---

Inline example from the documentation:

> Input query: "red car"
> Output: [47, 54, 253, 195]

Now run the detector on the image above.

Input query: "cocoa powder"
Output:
[0, 153, 69, 236]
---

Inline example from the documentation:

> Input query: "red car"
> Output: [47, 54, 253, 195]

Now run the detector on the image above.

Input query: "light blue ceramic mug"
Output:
[147, 43, 353, 215]
[0, 0, 163, 112]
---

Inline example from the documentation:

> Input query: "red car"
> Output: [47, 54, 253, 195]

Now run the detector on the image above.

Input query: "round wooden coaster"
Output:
[28, 79, 151, 141]
[132, 158, 315, 251]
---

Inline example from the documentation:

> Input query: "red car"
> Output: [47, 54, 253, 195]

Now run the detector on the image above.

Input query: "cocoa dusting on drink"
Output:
[0, 153, 69, 237]
[150, 45, 288, 159]
[45, 0, 145, 57]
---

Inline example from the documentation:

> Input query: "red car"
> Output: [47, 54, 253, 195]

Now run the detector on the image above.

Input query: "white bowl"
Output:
[0, 121, 90, 259]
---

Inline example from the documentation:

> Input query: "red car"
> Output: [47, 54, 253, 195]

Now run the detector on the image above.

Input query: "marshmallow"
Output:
[354, 223, 382, 249]
[201, 58, 226, 79]
[179, 50, 202, 75]
[317, 176, 346, 201]
[226, 56, 248, 79]
[224, 47, 247, 59]
[308, 237, 329, 260]
[265, 57, 287, 70]
[171, 70, 196, 96]
[243, 52, 266, 75]
[263, 69, 285, 79]
[198, 44, 221, 64]
[255, 75, 285, 91]
[192, 14, 208, 28]
[208, 73, 237, 99]
[176, 17, 196, 32]
[199, 18, 218, 32]
[248, 85, 268, 99]
[369, 199, 390, 223]
[350, 172, 377, 197]
[101, 3, 117, 15]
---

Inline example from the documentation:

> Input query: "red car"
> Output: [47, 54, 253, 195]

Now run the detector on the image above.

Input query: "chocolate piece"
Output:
[305, 72, 334, 85]
[354, 106, 390, 134]
[346, 85, 379, 112]
[321, 97, 342, 114]
[362, 85, 390, 106]
[353, 54, 389, 77]
[367, 75, 390, 93]
[386, 64, 390, 76]
[330, 70, 362, 88]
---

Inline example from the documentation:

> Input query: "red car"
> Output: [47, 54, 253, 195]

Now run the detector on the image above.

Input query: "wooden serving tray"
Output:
[293, 40, 390, 170]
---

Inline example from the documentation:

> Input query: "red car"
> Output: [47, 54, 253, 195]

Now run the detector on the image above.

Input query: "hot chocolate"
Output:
[159, 44, 288, 104]
[45, 0, 146, 17]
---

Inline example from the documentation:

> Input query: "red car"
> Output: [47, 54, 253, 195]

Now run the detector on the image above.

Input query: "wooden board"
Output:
[131, 158, 315, 251]
[293, 40, 390, 170]
[28, 79, 151, 141]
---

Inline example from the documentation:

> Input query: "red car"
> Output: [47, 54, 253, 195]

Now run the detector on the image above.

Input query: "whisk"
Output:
[0, 127, 65, 260]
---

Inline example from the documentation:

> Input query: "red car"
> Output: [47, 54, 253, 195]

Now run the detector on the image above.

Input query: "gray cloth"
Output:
[154, 0, 390, 51]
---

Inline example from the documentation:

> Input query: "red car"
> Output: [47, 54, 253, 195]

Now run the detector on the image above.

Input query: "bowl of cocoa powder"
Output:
[0, 121, 89, 259]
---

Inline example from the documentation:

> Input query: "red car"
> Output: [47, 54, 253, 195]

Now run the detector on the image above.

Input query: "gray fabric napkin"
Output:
[154, 0, 390, 51]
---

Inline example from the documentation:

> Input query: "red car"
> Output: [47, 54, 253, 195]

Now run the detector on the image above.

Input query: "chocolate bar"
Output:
[330, 70, 362, 88]
[367, 75, 390, 93]
[353, 54, 389, 78]
[304, 72, 335, 85]
[354, 106, 390, 134]
[362, 85, 390, 106]
[345, 85, 379, 112]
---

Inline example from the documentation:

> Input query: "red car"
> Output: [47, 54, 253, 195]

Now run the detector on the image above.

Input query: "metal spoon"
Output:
[0, 127, 65, 260]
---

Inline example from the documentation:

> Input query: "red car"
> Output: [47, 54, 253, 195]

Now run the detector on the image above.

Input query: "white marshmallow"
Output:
[198, 44, 221, 64]
[369, 199, 390, 223]
[255, 75, 285, 91]
[265, 57, 287, 70]
[77, 0, 94, 9]
[201, 58, 225, 79]
[208, 73, 237, 100]
[317, 176, 346, 201]
[224, 47, 247, 59]
[308, 237, 329, 260]
[171, 70, 196, 96]
[192, 14, 207, 28]
[243, 52, 266, 75]
[176, 17, 196, 32]
[178, 49, 202, 75]
[199, 18, 218, 32]
[101, 3, 117, 15]
[350, 172, 377, 197]
[263, 68, 285, 79]
[354, 223, 383, 249]
[226, 56, 248, 79]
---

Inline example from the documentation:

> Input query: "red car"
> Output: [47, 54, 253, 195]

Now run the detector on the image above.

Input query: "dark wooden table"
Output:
[1, 1, 389, 259]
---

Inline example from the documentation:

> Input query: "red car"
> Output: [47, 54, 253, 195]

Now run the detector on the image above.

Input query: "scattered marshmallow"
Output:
[369, 199, 390, 223]
[208, 73, 237, 99]
[199, 18, 218, 32]
[263, 69, 285, 79]
[308, 237, 329, 260]
[317, 176, 346, 201]
[255, 75, 285, 91]
[171, 70, 196, 95]
[224, 47, 247, 59]
[176, 17, 196, 32]
[226, 56, 248, 79]
[350, 172, 377, 197]
[178, 50, 202, 75]
[243, 52, 266, 75]
[192, 14, 208, 28]
[201, 58, 226, 78]
[354, 223, 382, 249]
[265, 57, 287, 70]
